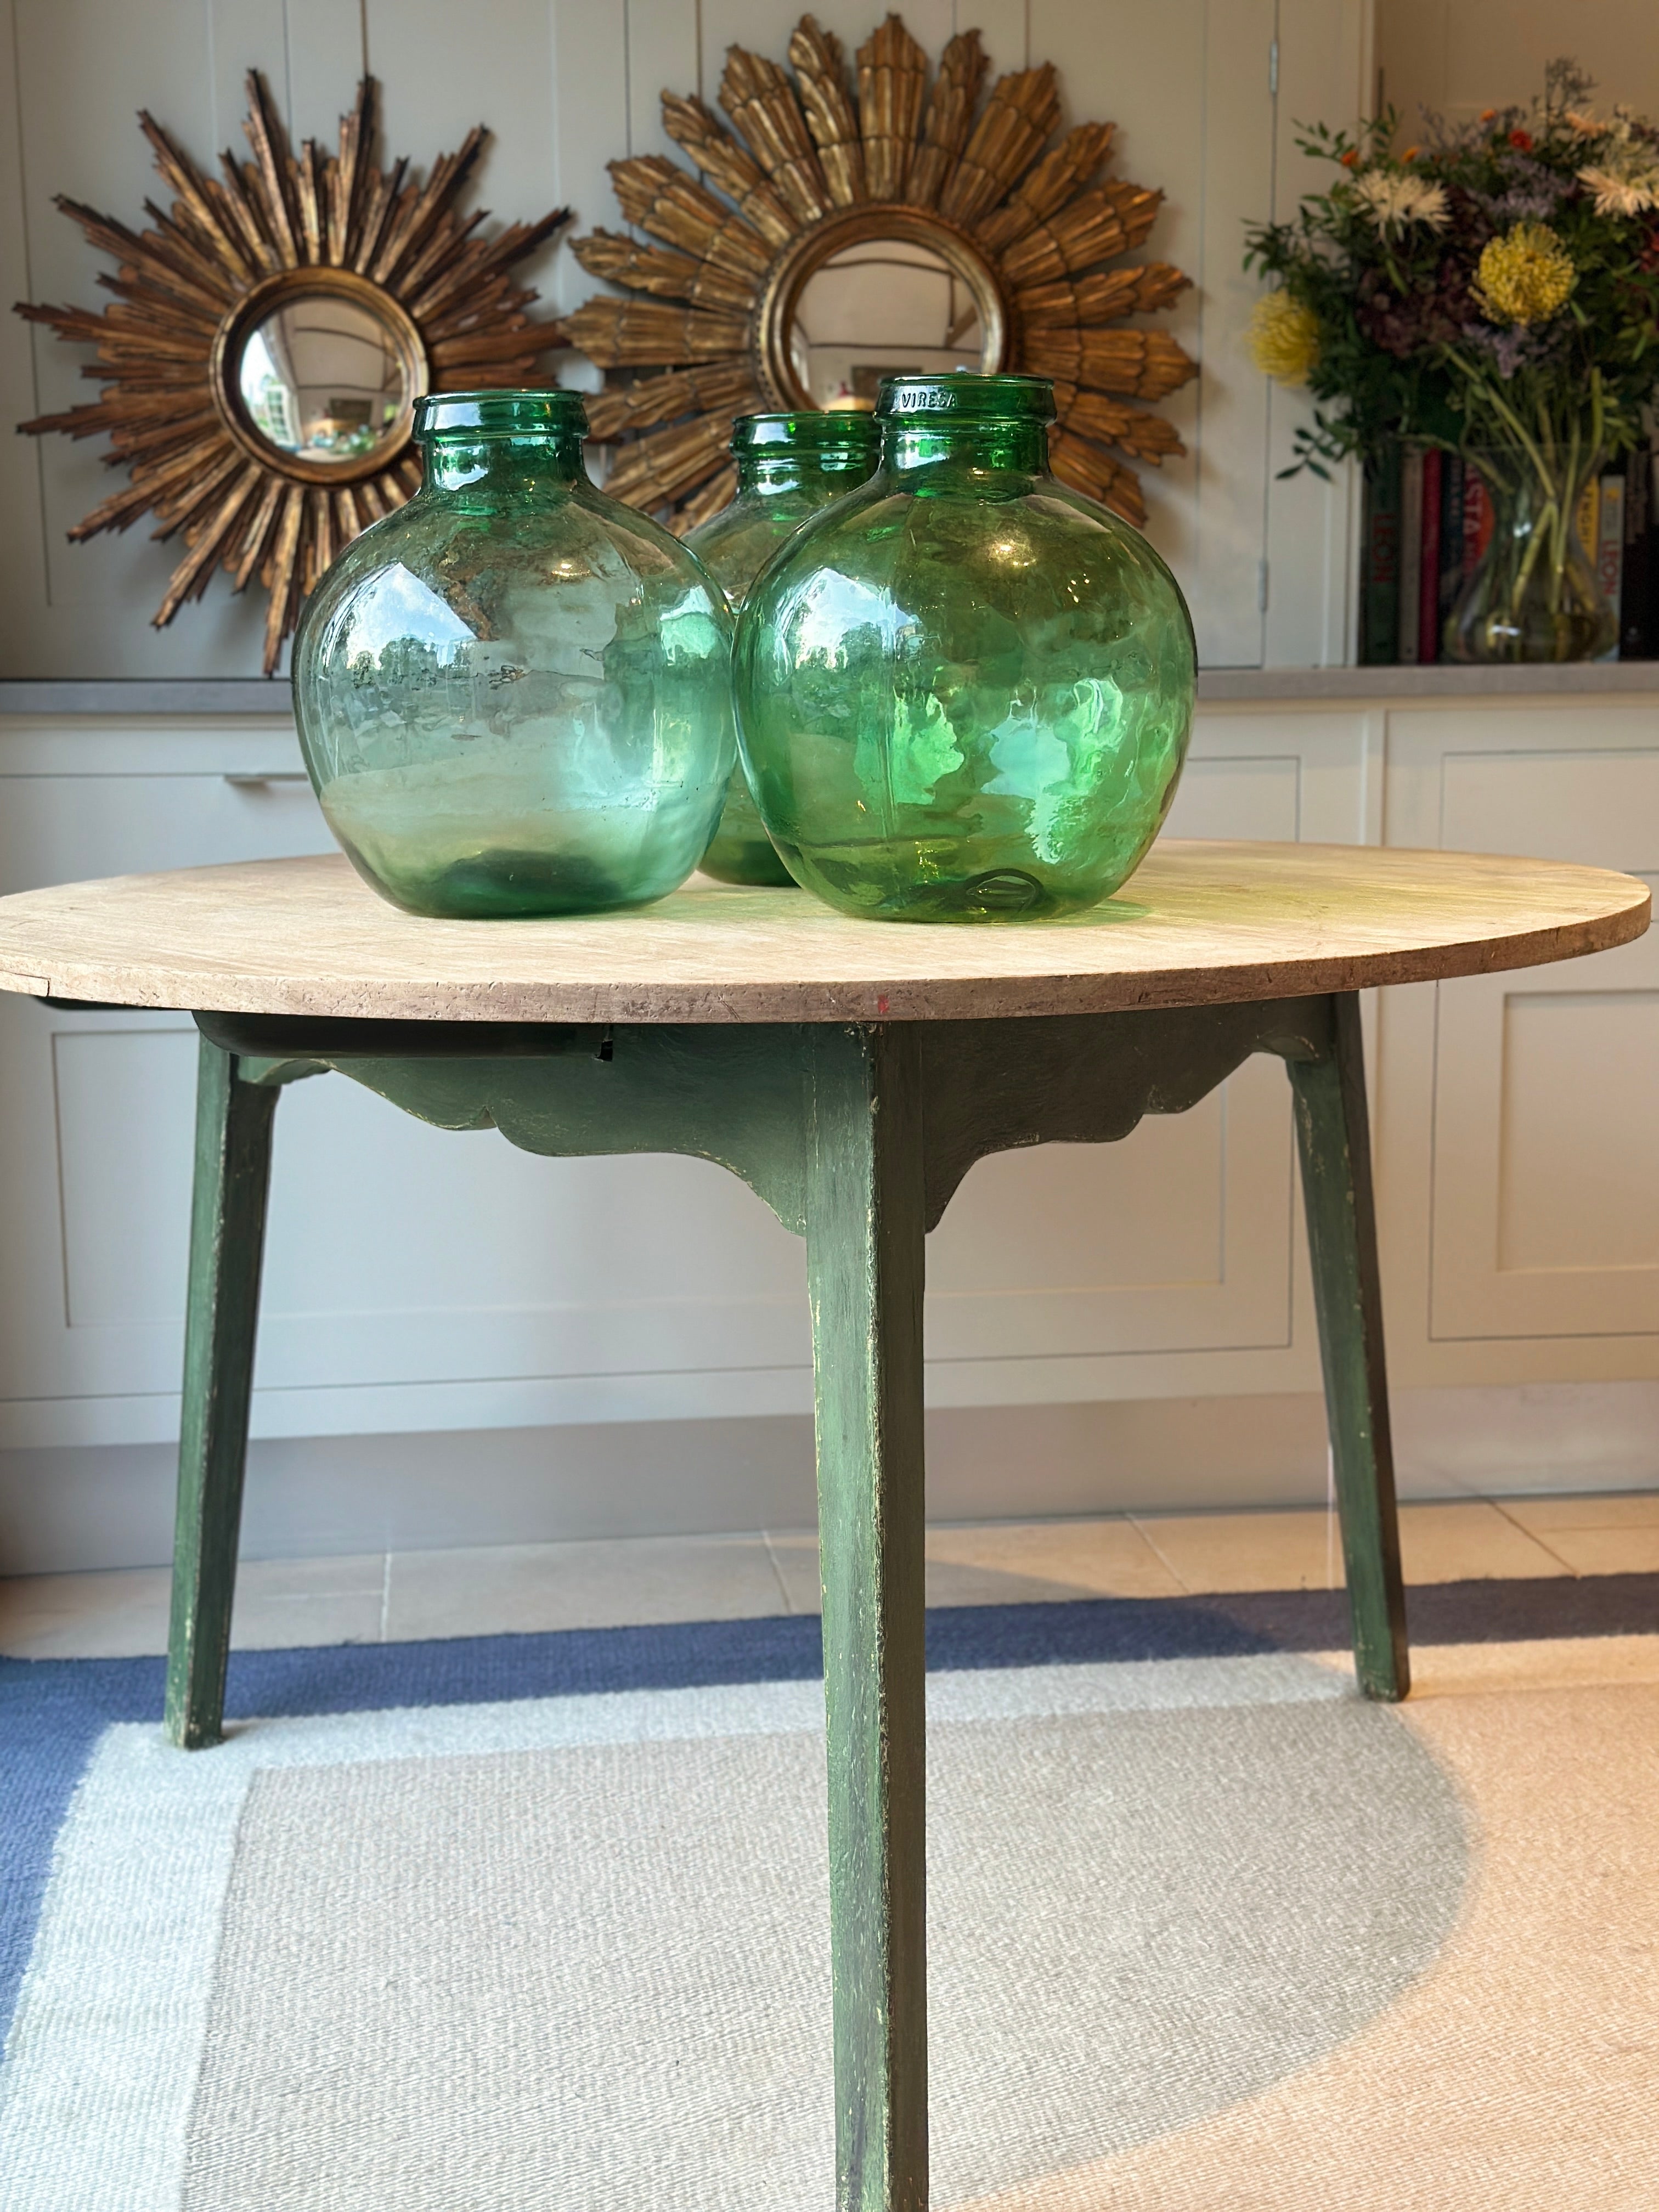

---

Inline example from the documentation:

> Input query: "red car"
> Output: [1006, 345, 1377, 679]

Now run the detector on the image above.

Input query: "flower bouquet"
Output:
[1245, 60, 1659, 662]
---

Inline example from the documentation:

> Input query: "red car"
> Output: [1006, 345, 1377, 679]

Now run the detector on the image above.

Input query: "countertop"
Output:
[0, 664, 1657, 719]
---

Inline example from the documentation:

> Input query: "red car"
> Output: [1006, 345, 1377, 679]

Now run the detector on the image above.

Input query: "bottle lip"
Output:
[730, 409, 881, 458]
[414, 388, 590, 439]
[876, 372, 1057, 426]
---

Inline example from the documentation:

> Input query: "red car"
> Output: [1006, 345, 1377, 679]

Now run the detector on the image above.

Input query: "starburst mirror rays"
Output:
[566, 12, 1197, 533]
[17, 73, 571, 673]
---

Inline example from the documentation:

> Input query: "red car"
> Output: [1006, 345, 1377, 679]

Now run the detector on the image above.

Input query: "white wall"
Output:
[1375, 0, 1659, 132]
[0, 0, 1370, 678]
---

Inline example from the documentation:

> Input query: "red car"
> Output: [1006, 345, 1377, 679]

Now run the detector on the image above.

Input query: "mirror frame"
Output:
[210, 266, 430, 488]
[566, 12, 1199, 538]
[757, 205, 1008, 414]
[18, 72, 569, 673]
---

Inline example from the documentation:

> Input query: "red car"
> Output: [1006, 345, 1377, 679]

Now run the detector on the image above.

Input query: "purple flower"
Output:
[1468, 156, 1572, 225]
[1460, 319, 1558, 377]
[1486, 185, 1564, 221]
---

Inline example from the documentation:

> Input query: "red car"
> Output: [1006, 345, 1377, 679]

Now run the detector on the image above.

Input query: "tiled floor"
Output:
[3, 1492, 1655, 1661]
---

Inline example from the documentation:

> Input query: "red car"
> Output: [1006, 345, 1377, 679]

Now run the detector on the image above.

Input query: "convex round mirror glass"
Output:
[787, 235, 998, 408]
[236, 290, 413, 467]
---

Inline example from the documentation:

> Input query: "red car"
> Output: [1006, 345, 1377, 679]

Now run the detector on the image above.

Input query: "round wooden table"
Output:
[0, 839, 1645, 2212]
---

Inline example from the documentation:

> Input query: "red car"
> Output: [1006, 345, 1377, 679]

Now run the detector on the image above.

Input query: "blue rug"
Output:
[3, 1575, 1656, 2209]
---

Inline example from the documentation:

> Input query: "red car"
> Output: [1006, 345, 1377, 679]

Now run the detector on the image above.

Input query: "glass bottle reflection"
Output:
[292, 388, 735, 918]
[686, 409, 878, 885]
[732, 374, 1197, 922]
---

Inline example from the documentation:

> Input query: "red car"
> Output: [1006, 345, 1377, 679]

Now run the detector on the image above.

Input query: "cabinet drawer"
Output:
[0, 764, 332, 894]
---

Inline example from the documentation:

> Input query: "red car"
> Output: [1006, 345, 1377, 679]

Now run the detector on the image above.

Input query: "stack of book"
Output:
[1358, 445, 1659, 664]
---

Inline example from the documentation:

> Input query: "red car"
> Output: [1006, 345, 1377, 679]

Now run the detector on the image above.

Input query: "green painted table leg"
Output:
[165, 1037, 280, 1749]
[1287, 995, 1410, 1701]
[805, 1024, 929, 2212]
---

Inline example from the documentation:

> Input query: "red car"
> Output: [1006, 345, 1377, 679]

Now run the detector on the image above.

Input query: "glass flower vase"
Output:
[1446, 444, 1617, 664]
[731, 373, 1197, 922]
[292, 388, 735, 918]
[686, 409, 878, 885]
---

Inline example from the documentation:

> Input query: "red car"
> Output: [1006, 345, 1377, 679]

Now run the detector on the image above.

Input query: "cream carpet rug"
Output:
[2, 1587, 1655, 2207]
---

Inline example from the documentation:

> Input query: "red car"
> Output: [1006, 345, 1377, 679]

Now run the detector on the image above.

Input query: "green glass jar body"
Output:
[732, 374, 1197, 922]
[686, 410, 879, 885]
[292, 390, 735, 919]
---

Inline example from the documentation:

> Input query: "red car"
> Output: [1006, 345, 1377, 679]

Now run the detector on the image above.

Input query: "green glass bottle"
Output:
[731, 373, 1197, 922]
[686, 409, 879, 885]
[292, 388, 734, 919]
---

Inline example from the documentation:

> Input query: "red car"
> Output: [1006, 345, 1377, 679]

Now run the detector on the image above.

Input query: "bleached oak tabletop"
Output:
[0, 840, 1645, 1025]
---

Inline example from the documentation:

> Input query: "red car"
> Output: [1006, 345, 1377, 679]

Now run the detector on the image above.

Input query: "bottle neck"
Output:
[735, 452, 873, 499]
[421, 432, 586, 496]
[883, 419, 1050, 476]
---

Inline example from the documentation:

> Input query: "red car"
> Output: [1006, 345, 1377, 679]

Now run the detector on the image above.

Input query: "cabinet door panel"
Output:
[1164, 752, 1301, 840]
[0, 764, 337, 1403]
[54, 1024, 199, 1329]
[1427, 744, 1659, 1340]
[257, 1073, 809, 1388]
[1498, 989, 1659, 1273]
[927, 1057, 1294, 1359]
[1430, 924, 1659, 1339]
[1026, 0, 1274, 667]
[1441, 747, 1659, 873]
[925, 733, 1305, 1363]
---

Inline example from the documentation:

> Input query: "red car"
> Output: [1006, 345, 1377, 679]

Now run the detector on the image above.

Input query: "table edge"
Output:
[1, 892, 1646, 1023]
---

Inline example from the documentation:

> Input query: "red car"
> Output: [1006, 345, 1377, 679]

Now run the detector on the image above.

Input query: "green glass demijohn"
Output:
[292, 388, 735, 918]
[731, 373, 1197, 921]
[686, 408, 879, 885]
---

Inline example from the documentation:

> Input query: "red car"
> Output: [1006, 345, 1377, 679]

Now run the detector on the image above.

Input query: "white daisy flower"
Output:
[1352, 171, 1452, 236]
[1577, 163, 1659, 217]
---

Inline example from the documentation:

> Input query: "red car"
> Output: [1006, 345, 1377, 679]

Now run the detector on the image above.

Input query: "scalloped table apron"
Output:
[0, 837, 1646, 2212]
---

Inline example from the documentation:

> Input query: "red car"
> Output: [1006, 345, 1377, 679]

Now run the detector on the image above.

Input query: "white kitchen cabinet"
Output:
[1379, 700, 1659, 1385]
[0, 726, 812, 1446]
[5, 684, 1657, 1545]
[0, 708, 1376, 1451]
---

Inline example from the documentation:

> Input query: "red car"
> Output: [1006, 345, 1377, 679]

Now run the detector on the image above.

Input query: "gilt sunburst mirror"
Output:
[566, 12, 1198, 533]
[17, 74, 569, 672]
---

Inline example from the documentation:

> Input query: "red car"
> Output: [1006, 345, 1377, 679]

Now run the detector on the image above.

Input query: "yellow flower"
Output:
[1245, 291, 1321, 383]
[1474, 222, 1577, 326]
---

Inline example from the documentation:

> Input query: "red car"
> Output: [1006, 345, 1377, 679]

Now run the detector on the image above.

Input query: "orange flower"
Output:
[1481, 108, 1497, 122]
[1402, 144, 1419, 160]
[1340, 147, 1359, 168]
[1510, 128, 1533, 150]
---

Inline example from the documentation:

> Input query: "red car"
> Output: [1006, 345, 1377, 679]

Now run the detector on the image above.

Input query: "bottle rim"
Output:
[730, 409, 881, 457]
[876, 372, 1056, 426]
[414, 388, 589, 439]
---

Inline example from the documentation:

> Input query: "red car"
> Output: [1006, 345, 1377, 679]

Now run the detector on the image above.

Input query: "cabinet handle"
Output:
[223, 771, 310, 787]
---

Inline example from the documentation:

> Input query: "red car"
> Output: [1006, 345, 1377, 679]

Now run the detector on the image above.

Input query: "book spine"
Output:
[1575, 477, 1599, 568]
[1595, 468, 1624, 659]
[1357, 470, 1373, 664]
[1621, 445, 1657, 659]
[1362, 445, 1401, 665]
[1437, 453, 1466, 648]
[1463, 468, 1493, 576]
[1418, 447, 1442, 664]
[1397, 448, 1424, 664]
